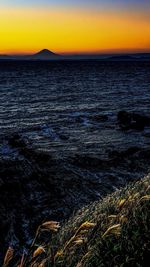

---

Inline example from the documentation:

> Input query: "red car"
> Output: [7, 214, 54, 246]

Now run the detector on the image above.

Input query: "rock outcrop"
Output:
[117, 111, 150, 130]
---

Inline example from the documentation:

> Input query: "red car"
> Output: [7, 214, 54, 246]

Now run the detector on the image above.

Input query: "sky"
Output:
[0, 0, 150, 55]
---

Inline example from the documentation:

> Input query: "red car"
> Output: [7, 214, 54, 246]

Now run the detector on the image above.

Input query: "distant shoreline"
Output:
[0, 49, 150, 61]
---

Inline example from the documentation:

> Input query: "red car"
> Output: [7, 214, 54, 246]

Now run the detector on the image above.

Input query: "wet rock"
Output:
[118, 111, 131, 125]
[8, 134, 27, 149]
[117, 111, 150, 131]
[132, 113, 150, 126]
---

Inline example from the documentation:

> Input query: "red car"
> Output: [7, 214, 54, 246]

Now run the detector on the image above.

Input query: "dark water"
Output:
[0, 60, 150, 159]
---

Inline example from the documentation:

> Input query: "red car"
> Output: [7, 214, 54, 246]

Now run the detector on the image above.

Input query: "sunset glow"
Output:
[0, 1, 150, 54]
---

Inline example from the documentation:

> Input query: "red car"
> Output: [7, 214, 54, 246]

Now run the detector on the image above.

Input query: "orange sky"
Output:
[0, 6, 150, 55]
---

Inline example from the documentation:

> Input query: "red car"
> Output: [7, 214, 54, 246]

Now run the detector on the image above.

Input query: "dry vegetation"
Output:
[3, 174, 150, 267]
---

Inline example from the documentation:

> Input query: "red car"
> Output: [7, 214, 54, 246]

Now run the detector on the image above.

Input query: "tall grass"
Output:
[3, 174, 150, 267]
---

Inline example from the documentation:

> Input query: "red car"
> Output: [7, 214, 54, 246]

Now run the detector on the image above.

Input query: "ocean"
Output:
[0, 60, 150, 159]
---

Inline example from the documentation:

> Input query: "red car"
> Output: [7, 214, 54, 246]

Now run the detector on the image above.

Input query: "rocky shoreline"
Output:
[0, 111, 150, 260]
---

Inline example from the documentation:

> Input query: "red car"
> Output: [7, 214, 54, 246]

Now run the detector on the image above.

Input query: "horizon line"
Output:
[1, 48, 150, 56]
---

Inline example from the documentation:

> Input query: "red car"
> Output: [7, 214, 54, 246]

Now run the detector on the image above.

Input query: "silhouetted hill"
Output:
[28, 49, 59, 59]
[0, 50, 150, 61]
[0, 49, 60, 61]
[107, 53, 150, 61]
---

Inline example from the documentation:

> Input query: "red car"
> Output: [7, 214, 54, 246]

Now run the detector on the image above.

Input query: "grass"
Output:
[3, 174, 150, 267]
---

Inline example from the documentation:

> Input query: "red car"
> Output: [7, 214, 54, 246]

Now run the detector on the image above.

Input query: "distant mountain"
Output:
[27, 49, 59, 60]
[0, 50, 150, 61]
[107, 53, 150, 61]
[0, 49, 60, 61]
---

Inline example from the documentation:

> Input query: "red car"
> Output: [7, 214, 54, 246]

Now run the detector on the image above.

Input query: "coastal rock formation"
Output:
[117, 111, 150, 130]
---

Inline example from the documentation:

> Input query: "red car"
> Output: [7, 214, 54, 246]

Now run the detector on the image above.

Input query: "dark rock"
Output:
[118, 111, 131, 125]
[117, 111, 150, 131]
[132, 113, 150, 125]
[8, 134, 27, 148]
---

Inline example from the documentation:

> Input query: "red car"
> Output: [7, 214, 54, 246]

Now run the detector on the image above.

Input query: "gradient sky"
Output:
[0, 0, 150, 54]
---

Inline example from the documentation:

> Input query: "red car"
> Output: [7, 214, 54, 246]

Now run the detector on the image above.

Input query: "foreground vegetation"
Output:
[3, 174, 150, 267]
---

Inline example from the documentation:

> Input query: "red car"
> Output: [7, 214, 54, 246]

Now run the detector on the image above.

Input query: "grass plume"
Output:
[2, 247, 14, 267]
[2, 174, 150, 266]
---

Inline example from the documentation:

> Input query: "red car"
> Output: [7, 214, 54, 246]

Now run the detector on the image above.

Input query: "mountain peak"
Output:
[37, 49, 56, 55]
[31, 49, 59, 59]
[41, 49, 50, 52]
